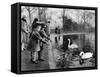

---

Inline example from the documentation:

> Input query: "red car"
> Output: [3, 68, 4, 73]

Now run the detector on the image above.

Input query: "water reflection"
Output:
[52, 33, 95, 51]
[50, 33, 95, 68]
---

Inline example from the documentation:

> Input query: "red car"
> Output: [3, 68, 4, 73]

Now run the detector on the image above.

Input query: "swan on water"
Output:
[79, 51, 93, 65]
[67, 38, 78, 49]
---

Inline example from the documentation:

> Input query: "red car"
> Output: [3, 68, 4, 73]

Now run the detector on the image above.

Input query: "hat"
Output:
[37, 21, 46, 28]
[32, 22, 42, 29]
[34, 18, 38, 22]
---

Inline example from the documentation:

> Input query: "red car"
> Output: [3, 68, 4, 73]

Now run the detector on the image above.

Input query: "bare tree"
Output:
[25, 7, 32, 25]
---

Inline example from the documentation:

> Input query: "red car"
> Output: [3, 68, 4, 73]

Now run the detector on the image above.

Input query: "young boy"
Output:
[30, 23, 48, 64]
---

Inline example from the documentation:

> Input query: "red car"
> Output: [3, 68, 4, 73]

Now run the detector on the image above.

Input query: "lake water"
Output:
[50, 33, 95, 68]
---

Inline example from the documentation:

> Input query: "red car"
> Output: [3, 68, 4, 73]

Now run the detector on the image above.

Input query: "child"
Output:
[38, 23, 51, 61]
[29, 23, 48, 64]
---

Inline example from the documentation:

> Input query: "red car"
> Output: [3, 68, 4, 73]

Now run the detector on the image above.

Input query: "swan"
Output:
[67, 38, 78, 49]
[79, 51, 93, 65]
[79, 51, 93, 59]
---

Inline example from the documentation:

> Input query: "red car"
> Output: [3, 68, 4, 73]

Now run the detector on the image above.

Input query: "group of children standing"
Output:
[22, 17, 51, 64]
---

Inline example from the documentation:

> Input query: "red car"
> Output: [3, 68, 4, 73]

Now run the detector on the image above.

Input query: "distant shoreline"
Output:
[50, 31, 95, 36]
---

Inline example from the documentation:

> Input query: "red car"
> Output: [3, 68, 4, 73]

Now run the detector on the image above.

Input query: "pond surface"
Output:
[50, 33, 95, 68]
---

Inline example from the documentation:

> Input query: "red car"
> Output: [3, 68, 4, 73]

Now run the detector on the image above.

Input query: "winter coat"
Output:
[27, 31, 46, 52]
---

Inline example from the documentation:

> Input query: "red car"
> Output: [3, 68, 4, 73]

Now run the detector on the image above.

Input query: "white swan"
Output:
[79, 51, 93, 59]
[79, 51, 93, 65]
[67, 38, 78, 49]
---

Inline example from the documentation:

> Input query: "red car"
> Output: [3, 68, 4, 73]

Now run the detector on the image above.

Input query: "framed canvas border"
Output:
[11, 2, 98, 74]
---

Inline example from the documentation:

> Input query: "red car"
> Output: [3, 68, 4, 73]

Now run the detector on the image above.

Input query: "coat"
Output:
[39, 29, 47, 47]
[27, 31, 46, 52]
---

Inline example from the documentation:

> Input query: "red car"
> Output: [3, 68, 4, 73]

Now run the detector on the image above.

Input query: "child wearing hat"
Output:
[29, 22, 48, 64]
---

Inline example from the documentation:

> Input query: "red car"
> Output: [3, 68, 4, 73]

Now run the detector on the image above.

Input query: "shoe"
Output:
[38, 59, 45, 61]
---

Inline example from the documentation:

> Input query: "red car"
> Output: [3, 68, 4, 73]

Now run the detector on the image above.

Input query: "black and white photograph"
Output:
[0, 0, 100, 76]
[21, 5, 97, 71]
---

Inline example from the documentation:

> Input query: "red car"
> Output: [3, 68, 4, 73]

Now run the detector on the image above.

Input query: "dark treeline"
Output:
[63, 16, 95, 33]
